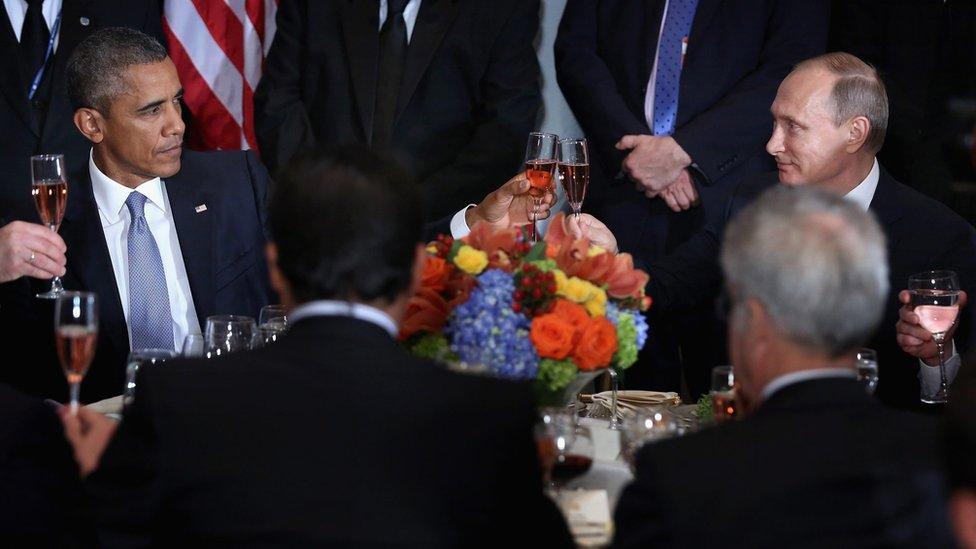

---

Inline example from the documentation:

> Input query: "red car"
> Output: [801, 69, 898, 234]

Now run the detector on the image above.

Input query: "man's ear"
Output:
[845, 115, 870, 154]
[73, 108, 105, 144]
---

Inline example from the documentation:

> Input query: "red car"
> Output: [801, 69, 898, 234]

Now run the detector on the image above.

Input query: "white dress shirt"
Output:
[643, 0, 674, 129]
[89, 154, 201, 350]
[843, 158, 961, 394]
[760, 368, 857, 402]
[289, 300, 398, 337]
[378, 0, 423, 43]
[4, 0, 61, 50]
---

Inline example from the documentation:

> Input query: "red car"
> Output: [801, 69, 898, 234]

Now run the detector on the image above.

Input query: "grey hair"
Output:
[66, 27, 169, 113]
[793, 52, 889, 154]
[720, 186, 889, 358]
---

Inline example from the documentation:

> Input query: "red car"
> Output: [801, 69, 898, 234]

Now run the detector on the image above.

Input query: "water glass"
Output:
[856, 348, 879, 396]
[124, 348, 177, 407]
[204, 315, 257, 357]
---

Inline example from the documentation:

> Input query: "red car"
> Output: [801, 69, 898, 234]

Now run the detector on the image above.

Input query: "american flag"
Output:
[163, 0, 279, 152]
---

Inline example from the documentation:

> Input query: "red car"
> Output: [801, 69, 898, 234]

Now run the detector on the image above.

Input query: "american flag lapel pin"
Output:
[195, 204, 208, 213]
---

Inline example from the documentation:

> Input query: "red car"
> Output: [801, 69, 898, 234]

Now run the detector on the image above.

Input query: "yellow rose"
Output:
[587, 245, 607, 258]
[425, 244, 439, 255]
[584, 287, 608, 317]
[453, 245, 488, 275]
[558, 276, 593, 304]
[553, 270, 568, 294]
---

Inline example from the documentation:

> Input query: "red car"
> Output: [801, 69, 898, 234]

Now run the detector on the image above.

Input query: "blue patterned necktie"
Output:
[125, 192, 174, 350]
[652, 0, 699, 136]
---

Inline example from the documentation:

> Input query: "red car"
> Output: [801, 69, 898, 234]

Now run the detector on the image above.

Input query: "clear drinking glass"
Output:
[124, 348, 177, 408]
[258, 305, 288, 329]
[710, 365, 737, 423]
[608, 367, 622, 430]
[181, 333, 205, 358]
[620, 407, 679, 470]
[557, 138, 590, 218]
[523, 132, 559, 242]
[204, 315, 257, 357]
[54, 292, 97, 415]
[31, 154, 68, 299]
[856, 348, 879, 396]
[909, 270, 960, 404]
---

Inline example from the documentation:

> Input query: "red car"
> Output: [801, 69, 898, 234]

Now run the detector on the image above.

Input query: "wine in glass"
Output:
[524, 132, 558, 242]
[856, 348, 879, 396]
[710, 365, 737, 423]
[557, 138, 590, 219]
[54, 292, 98, 415]
[909, 270, 960, 404]
[31, 154, 68, 299]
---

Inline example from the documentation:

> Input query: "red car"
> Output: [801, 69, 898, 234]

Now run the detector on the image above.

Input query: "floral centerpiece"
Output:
[399, 213, 651, 405]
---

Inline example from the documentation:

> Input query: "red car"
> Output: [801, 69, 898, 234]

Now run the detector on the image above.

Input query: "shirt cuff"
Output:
[918, 340, 961, 399]
[450, 205, 477, 239]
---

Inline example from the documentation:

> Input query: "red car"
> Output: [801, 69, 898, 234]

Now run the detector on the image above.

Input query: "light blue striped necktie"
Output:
[125, 191, 174, 350]
[652, 0, 699, 136]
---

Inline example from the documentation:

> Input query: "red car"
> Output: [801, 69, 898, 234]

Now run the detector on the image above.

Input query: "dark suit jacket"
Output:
[0, 383, 88, 547]
[0, 0, 164, 224]
[255, 0, 541, 224]
[554, 0, 829, 260]
[87, 315, 573, 548]
[647, 167, 976, 410]
[0, 150, 273, 404]
[613, 377, 954, 548]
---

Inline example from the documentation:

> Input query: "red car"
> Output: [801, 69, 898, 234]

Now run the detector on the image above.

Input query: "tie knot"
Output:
[25, 0, 44, 7]
[388, 0, 409, 16]
[125, 191, 149, 220]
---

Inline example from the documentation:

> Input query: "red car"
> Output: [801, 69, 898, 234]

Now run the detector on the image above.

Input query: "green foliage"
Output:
[537, 359, 578, 392]
[523, 241, 549, 263]
[408, 333, 457, 364]
[695, 394, 716, 426]
[529, 258, 559, 272]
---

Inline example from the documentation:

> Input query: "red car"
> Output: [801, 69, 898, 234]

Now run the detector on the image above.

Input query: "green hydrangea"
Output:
[612, 312, 639, 369]
[537, 359, 578, 392]
[408, 333, 457, 364]
[529, 258, 559, 272]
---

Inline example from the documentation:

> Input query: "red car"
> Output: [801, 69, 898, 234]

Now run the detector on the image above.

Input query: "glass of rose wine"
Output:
[557, 138, 590, 219]
[909, 270, 960, 404]
[31, 154, 68, 299]
[54, 292, 98, 415]
[524, 132, 558, 242]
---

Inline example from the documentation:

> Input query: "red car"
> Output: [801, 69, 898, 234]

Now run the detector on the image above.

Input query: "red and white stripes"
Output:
[163, 0, 279, 152]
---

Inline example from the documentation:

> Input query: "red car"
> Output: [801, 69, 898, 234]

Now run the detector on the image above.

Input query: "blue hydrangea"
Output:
[606, 302, 650, 351]
[448, 269, 539, 380]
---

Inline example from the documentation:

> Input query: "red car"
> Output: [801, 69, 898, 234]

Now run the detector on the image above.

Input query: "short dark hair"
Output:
[944, 354, 976, 491]
[66, 27, 169, 113]
[268, 146, 423, 304]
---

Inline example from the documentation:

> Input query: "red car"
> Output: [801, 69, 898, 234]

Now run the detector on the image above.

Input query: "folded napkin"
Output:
[86, 395, 124, 419]
[591, 390, 681, 418]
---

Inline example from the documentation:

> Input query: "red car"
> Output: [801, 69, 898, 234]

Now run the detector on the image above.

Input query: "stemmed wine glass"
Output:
[534, 409, 594, 495]
[557, 138, 590, 219]
[31, 154, 68, 299]
[608, 367, 622, 430]
[909, 270, 961, 404]
[523, 132, 559, 242]
[124, 349, 177, 408]
[54, 292, 97, 415]
[257, 305, 288, 347]
[204, 315, 257, 357]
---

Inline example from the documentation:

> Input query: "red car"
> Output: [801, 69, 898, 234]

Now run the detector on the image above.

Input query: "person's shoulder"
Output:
[884, 172, 975, 236]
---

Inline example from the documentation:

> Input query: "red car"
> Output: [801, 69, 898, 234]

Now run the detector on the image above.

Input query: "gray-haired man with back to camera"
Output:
[612, 186, 954, 548]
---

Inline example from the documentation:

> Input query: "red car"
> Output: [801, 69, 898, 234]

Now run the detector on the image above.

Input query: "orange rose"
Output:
[421, 256, 452, 292]
[530, 314, 576, 360]
[549, 299, 590, 338]
[573, 317, 618, 371]
[399, 288, 449, 340]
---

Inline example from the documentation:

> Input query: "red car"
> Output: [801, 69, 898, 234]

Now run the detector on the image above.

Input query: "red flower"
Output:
[399, 288, 449, 340]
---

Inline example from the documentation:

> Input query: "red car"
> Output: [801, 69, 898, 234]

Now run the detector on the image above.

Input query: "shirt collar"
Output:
[89, 150, 166, 224]
[842, 158, 880, 211]
[760, 368, 858, 402]
[289, 300, 399, 338]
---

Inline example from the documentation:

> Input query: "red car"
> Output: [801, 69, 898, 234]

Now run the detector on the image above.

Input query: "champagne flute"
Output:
[31, 154, 68, 299]
[909, 270, 960, 404]
[557, 138, 590, 219]
[54, 292, 97, 415]
[710, 365, 737, 423]
[524, 132, 558, 242]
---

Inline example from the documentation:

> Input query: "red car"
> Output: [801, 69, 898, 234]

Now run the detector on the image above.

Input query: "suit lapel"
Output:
[338, 0, 380, 141]
[0, 6, 35, 135]
[394, 0, 461, 123]
[60, 174, 129, 360]
[164, 166, 216, 327]
[42, 0, 95, 140]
